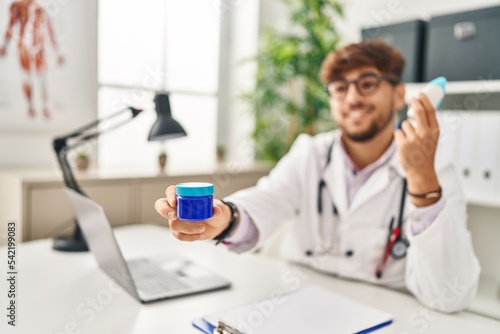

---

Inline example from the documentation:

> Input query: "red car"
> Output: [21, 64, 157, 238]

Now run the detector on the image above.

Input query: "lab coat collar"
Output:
[321, 130, 406, 215]
[388, 146, 406, 178]
[349, 153, 404, 212]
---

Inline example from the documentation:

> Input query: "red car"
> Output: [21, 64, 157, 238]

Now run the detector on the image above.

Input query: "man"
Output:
[0, 0, 64, 119]
[155, 40, 480, 313]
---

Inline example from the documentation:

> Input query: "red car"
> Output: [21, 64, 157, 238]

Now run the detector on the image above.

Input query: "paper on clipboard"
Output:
[194, 286, 393, 334]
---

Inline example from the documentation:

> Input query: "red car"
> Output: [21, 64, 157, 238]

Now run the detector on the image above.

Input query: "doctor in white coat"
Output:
[155, 40, 480, 313]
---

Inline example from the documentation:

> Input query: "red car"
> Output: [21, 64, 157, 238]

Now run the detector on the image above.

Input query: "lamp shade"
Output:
[148, 92, 187, 141]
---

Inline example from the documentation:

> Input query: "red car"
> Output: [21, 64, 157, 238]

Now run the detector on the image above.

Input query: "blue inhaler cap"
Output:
[176, 182, 214, 197]
[429, 76, 447, 109]
[429, 76, 447, 91]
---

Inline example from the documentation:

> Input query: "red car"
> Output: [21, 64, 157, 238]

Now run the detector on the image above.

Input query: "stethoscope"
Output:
[307, 138, 409, 279]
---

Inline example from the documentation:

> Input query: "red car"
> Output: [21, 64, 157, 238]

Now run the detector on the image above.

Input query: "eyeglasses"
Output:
[324, 73, 400, 100]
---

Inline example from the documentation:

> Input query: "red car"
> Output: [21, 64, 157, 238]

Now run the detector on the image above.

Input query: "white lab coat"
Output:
[227, 130, 480, 313]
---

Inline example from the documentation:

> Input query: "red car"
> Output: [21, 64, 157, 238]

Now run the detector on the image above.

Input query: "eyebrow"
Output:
[332, 72, 380, 81]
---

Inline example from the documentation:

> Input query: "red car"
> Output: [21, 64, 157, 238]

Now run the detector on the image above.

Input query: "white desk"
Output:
[1, 225, 499, 334]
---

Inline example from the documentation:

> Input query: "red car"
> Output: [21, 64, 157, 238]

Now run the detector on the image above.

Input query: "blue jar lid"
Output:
[176, 182, 214, 197]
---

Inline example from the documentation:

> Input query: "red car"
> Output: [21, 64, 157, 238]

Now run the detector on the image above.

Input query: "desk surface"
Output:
[1, 225, 499, 334]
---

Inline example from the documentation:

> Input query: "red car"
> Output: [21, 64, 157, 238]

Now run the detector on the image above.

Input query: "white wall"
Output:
[0, 0, 98, 168]
[217, 0, 261, 165]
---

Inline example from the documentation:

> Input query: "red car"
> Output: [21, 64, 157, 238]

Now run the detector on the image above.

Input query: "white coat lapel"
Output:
[320, 133, 406, 215]
[349, 166, 390, 212]
[347, 144, 406, 212]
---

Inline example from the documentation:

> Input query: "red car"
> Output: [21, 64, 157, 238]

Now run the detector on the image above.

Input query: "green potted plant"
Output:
[216, 144, 226, 163]
[158, 151, 167, 169]
[243, 0, 344, 162]
[74, 151, 90, 171]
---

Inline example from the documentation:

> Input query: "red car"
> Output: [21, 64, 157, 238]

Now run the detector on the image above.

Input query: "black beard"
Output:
[343, 104, 395, 142]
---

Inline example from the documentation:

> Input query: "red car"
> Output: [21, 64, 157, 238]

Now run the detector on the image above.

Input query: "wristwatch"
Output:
[214, 200, 239, 245]
[407, 186, 442, 199]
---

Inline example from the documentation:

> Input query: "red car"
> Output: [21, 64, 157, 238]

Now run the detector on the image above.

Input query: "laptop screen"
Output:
[64, 188, 140, 300]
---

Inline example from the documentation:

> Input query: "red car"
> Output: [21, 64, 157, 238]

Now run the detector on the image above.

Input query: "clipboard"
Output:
[192, 317, 217, 334]
[192, 285, 393, 334]
[193, 317, 245, 334]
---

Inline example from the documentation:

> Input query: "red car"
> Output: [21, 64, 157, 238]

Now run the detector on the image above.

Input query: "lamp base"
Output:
[52, 223, 89, 252]
[52, 236, 89, 252]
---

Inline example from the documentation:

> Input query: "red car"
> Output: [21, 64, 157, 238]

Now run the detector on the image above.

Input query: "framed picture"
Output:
[0, 0, 97, 134]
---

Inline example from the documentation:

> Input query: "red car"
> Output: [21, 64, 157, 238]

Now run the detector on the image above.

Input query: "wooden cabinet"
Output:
[0, 164, 272, 243]
[28, 181, 135, 240]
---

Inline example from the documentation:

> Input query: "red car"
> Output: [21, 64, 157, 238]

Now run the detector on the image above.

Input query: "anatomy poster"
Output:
[0, 0, 97, 133]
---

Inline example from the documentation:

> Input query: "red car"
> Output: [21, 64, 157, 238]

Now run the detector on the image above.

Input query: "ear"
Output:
[394, 83, 406, 110]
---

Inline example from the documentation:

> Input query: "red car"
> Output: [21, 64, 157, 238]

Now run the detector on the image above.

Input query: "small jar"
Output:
[176, 182, 214, 221]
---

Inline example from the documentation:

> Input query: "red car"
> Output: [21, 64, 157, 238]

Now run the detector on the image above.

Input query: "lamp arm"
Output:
[56, 145, 83, 194]
[56, 107, 143, 141]
[65, 116, 140, 152]
[52, 106, 143, 195]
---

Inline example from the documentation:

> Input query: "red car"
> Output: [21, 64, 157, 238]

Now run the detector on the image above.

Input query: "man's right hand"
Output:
[0, 46, 7, 57]
[154, 185, 232, 242]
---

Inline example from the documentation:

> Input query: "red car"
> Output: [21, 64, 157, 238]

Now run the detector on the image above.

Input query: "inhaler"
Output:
[406, 76, 447, 127]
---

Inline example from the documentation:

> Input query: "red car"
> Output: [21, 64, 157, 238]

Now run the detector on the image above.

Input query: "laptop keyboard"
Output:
[127, 259, 190, 296]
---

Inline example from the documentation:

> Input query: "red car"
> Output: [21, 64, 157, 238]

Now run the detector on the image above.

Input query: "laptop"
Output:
[64, 187, 231, 303]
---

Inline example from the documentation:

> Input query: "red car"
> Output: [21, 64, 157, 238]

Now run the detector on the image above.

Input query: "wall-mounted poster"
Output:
[0, 0, 97, 133]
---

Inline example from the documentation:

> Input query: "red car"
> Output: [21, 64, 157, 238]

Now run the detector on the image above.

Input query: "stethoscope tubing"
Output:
[315, 138, 409, 277]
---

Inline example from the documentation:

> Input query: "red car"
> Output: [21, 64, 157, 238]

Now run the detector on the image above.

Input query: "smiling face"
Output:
[328, 66, 405, 143]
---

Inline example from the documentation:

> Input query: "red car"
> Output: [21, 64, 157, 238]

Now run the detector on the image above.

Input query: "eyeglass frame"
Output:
[324, 72, 400, 99]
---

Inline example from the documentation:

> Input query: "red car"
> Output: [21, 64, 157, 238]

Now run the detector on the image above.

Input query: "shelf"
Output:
[444, 80, 500, 95]
[405, 80, 500, 94]
[466, 192, 500, 209]
[468, 276, 500, 321]
[0, 164, 273, 242]
[0, 162, 274, 184]
[405, 80, 500, 111]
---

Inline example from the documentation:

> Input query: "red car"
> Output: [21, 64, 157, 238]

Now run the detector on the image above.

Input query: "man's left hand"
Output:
[395, 92, 441, 207]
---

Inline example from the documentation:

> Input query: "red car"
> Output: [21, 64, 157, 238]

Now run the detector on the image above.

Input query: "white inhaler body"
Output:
[407, 76, 447, 127]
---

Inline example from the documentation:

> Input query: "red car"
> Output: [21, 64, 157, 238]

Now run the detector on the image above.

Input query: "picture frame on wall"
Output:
[0, 0, 97, 134]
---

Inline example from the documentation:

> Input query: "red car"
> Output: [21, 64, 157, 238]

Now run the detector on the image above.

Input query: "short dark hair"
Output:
[319, 39, 405, 83]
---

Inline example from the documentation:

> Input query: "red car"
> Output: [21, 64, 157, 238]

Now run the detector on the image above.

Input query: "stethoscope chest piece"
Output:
[390, 238, 409, 260]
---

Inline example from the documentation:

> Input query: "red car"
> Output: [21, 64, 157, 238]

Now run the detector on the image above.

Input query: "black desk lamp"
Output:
[52, 106, 143, 252]
[148, 92, 187, 141]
